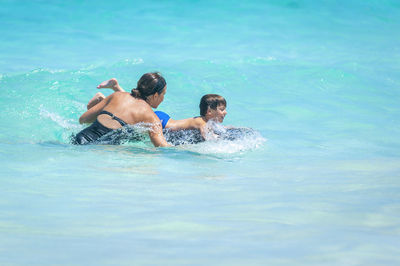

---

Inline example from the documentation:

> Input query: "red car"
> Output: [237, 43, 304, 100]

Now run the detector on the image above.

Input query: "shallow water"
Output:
[1, 0, 400, 265]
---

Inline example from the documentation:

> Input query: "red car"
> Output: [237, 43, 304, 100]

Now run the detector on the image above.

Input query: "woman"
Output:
[86, 78, 230, 145]
[73, 72, 169, 147]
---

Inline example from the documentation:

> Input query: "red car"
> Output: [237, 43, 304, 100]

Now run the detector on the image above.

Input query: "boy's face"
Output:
[207, 104, 227, 123]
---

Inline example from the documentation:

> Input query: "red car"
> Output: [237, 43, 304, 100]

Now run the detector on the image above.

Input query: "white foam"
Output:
[175, 121, 266, 155]
[183, 133, 265, 155]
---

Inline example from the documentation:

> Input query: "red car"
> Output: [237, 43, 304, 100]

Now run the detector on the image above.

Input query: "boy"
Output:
[162, 94, 227, 139]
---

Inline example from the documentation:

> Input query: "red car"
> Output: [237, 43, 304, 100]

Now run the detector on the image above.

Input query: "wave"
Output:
[0, 61, 265, 155]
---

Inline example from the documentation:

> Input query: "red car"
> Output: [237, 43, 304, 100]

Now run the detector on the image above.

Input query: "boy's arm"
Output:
[166, 117, 215, 140]
[165, 117, 205, 131]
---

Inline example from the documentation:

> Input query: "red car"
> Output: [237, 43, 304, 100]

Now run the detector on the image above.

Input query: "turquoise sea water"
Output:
[1, 0, 400, 265]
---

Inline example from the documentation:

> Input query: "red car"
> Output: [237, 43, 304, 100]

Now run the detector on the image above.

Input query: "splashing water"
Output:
[71, 118, 266, 154]
[164, 120, 266, 154]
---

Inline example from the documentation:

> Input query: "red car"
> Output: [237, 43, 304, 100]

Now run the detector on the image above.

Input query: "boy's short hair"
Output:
[199, 94, 227, 116]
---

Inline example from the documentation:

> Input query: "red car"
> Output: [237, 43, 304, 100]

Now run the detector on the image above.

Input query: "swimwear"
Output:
[99, 110, 127, 127]
[154, 111, 170, 128]
[72, 111, 128, 145]
[73, 110, 170, 145]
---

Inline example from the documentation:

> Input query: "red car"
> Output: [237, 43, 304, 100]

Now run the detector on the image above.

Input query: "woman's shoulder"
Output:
[107, 91, 128, 102]
[113, 91, 132, 98]
[113, 91, 143, 105]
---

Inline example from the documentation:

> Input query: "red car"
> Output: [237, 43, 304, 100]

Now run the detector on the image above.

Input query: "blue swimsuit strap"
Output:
[99, 110, 127, 127]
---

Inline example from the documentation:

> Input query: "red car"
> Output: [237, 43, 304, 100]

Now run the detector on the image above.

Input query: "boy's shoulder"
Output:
[191, 116, 206, 129]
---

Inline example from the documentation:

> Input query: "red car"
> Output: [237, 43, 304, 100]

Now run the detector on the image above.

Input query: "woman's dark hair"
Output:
[199, 94, 226, 116]
[131, 72, 166, 100]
